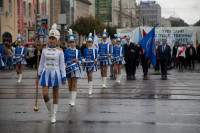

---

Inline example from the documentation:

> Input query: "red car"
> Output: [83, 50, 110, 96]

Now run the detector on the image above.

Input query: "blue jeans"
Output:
[4, 55, 8, 69]
[7, 56, 13, 69]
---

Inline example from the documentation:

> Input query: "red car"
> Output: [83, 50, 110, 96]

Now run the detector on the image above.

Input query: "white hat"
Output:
[49, 23, 60, 40]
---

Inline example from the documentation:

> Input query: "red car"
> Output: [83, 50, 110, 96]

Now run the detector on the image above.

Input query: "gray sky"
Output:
[136, 0, 200, 25]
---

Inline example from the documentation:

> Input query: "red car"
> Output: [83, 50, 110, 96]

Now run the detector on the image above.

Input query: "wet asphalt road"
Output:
[0, 64, 200, 133]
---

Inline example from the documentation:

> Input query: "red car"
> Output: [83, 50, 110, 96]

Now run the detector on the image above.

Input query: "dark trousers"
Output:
[160, 59, 168, 76]
[29, 57, 35, 68]
[141, 55, 148, 76]
[178, 56, 184, 71]
[155, 58, 160, 71]
[125, 59, 136, 77]
[188, 56, 195, 69]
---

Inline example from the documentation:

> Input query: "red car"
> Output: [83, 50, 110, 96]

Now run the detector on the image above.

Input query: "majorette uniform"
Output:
[112, 37, 125, 83]
[38, 23, 66, 123]
[0, 45, 4, 67]
[83, 33, 98, 94]
[64, 29, 82, 107]
[97, 29, 111, 88]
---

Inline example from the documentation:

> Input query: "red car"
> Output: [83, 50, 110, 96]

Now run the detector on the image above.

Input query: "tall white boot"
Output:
[102, 77, 104, 87]
[88, 82, 93, 95]
[69, 92, 72, 105]
[71, 92, 77, 107]
[17, 74, 22, 82]
[103, 77, 107, 88]
[115, 74, 118, 82]
[117, 74, 121, 83]
[51, 104, 58, 123]
[45, 101, 52, 117]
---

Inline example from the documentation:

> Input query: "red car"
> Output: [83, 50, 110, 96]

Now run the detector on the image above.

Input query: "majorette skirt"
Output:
[13, 58, 27, 65]
[39, 69, 63, 87]
[0, 57, 4, 67]
[98, 58, 112, 66]
[113, 58, 125, 65]
[66, 65, 82, 78]
[83, 64, 98, 72]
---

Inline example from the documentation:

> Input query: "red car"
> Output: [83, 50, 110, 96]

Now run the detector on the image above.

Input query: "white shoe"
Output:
[115, 74, 118, 83]
[45, 101, 52, 117]
[103, 77, 107, 88]
[17, 74, 22, 82]
[71, 92, 77, 107]
[117, 74, 121, 83]
[88, 82, 93, 95]
[69, 92, 72, 105]
[51, 104, 58, 123]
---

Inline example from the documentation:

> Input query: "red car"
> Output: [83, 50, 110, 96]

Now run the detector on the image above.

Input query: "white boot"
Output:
[103, 77, 107, 88]
[115, 74, 118, 82]
[102, 77, 104, 87]
[88, 81, 93, 95]
[117, 74, 121, 83]
[17, 74, 22, 82]
[51, 104, 58, 123]
[69, 92, 72, 105]
[45, 101, 52, 117]
[71, 92, 77, 107]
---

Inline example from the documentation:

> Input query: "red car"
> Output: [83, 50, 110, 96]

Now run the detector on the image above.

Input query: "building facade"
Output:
[138, 1, 161, 27]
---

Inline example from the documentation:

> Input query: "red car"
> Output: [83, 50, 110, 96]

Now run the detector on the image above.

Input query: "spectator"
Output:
[80, 41, 87, 57]
[4, 42, 9, 69]
[7, 44, 13, 69]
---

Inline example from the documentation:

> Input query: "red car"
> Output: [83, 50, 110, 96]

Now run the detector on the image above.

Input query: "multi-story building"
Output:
[138, 1, 161, 27]
[92, 0, 137, 27]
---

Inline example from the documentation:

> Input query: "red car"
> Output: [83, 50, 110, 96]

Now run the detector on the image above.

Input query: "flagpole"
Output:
[154, 23, 159, 28]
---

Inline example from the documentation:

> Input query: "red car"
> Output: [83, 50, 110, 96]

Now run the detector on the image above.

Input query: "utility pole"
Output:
[119, 0, 122, 27]
[131, 10, 133, 27]
[50, 0, 53, 28]
[61, 0, 66, 44]
[97, 0, 99, 18]
[107, 1, 109, 27]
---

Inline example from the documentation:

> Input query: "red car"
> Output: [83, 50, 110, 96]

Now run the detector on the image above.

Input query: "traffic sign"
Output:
[38, 28, 46, 37]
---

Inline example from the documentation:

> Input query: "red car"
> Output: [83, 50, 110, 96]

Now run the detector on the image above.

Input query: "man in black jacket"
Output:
[124, 37, 139, 80]
[186, 43, 196, 69]
[172, 41, 179, 68]
[157, 39, 171, 80]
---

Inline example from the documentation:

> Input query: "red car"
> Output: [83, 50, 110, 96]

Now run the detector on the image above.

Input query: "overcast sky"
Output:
[136, 0, 200, 25]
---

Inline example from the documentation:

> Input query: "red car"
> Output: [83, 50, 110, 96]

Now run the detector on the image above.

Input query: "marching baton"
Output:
[34, 41, 41, 112]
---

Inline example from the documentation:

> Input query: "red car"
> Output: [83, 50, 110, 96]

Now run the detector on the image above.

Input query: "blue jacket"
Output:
[83, 48, 97, 61]
[113, 45, 124, 57]
[15, 46, 26, 57]
[0, 45, 4, 56]
[98, 43, 111, 56]
[64, 48, 82, 65]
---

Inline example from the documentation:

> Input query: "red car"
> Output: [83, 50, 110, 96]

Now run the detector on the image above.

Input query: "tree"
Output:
[107, 26, 120, 39]
[170, 19, 189, 27]
[70, 16, 106, 42]
[194, 20, 200, 26]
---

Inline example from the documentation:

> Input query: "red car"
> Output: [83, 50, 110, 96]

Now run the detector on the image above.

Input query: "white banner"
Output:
[117, 26, 200, 47]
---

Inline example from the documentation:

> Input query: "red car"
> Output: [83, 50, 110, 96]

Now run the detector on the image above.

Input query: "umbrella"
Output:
[23, 42, 35, 46]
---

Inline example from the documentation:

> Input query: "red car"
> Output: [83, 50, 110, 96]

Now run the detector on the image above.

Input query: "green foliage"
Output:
[70, 16, 106, 36]
[171, 19, 189, 27]
[194, 20, 200, 26]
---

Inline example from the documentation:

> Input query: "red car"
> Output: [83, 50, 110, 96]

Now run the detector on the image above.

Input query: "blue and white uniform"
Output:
[64, 48, 82, 78]
[0, 45, 4, 67]
[14, 46, 27, 65]
[83, 47, 98, 72]
[38, 46, 66, 87]
[112, 45, 125, 64]
[98, 42, 112, 66]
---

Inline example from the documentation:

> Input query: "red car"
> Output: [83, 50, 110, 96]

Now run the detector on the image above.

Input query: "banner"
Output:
[117, 26, 200, 47]
[18, 0, 24, 35]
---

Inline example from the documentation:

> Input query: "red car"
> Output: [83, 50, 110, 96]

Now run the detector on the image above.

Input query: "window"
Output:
[0, 0, 3, 13]
[29, 3, 31, 17]
[9, 0, 12, 15]
[23, 2, 26, 16]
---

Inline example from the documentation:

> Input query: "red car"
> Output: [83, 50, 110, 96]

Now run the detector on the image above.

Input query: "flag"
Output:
[138, 27, 143, 43]
[139, 27, 156, 68]
[93, 30, 99, 49]
[167, 30, 175, 50]
[191, 30, 197, 49]
[196, 32, 199, 54]
[143, 29, 147, 37]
